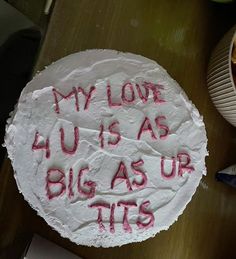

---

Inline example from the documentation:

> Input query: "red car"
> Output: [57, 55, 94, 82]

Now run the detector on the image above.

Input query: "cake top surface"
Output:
[4, 49, 207, 247]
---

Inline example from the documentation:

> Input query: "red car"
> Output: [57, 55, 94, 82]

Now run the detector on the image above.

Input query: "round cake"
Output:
[4, 49, 208, 247]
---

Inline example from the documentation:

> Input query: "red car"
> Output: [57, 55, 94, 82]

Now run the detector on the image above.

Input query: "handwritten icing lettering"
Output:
[32, 131, 50, 159]
[77, 166, 96, 199]
[106, 81, 165, 107]
[143, 82, 165, 104]
[137, 117, 157, 140]
[99, 122, 121, 148]
[89, 202, 110, 232]
[137, 116, 169, 140]
[111, 161, 133, 192]
[108, 121, 121, 146]
[161, 153, 194, 179]
[68, 168, 74, 198]
[52, 86, 95, 114]
[177, 153, 194, 176]
[88, 200, 154, 233]
[136, 201, 155, 229]
[118, 201, 137, 233]
[121, 82, 135, 104]
[34, 80, 196, 236]
[110, 203, 116, 233]
[155, 116, 169, 139]
[52, 81, 164, 112]
[99, 124, 104, 149]
[161, 156, 176, 179]
[77, 86, 96, 110]
[46, 168, 66, 200]
[135, 83, 149, 103]
[52, 87, 78, 114]
[131, 159, 147, 189]
[45, 167, 96, 200]
[107, 84, 122, 107]
[60, 127, 79, 155]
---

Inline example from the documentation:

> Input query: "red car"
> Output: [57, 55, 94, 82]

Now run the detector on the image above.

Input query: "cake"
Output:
[4, 49, 208, 247]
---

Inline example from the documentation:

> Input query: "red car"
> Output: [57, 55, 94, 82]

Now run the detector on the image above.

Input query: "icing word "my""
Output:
[52, 81, 165, 114]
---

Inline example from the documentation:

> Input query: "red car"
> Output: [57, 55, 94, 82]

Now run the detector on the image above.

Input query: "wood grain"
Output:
[1, 0, 236, 258]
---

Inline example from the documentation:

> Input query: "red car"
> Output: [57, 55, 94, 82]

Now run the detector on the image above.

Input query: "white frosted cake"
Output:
[4, 49, 208, 247]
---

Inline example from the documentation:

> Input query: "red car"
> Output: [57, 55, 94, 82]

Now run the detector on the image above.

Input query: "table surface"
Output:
[1, 1, 236, 258]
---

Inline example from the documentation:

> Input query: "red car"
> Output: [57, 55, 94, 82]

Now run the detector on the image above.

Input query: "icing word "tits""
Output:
[88, 200, 155, 233]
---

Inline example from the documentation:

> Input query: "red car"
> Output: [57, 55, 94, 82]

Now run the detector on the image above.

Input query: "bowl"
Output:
[207, 25, 236, 127]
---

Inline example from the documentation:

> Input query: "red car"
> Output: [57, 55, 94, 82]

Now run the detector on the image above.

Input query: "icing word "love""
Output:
[52, 81, 165, 114]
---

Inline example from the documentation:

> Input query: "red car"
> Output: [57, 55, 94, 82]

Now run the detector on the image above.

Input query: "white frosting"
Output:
[4, 49, 208, 247]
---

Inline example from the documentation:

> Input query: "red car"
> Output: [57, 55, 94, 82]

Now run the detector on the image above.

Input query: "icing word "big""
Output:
[45, 160, 146, 200]
[45, 155, 194, 200]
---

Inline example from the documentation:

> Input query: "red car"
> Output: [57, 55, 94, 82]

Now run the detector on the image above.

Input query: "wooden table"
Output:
[1, 1, 236, 258]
